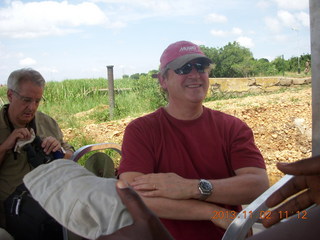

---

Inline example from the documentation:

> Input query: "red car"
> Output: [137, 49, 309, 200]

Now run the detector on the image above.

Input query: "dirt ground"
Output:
[62, 86, 312, 184]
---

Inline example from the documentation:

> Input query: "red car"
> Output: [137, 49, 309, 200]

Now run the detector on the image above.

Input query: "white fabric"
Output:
[0, 228, 14, 240]
[14, 128, 35, 153]
[23, 159, 133, 239]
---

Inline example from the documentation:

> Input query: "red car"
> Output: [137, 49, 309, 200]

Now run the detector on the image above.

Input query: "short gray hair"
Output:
[7, 68, 46, 92]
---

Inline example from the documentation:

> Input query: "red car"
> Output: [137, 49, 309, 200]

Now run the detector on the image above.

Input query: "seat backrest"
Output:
[71, 142, 122, 178]
[222, 174, 294, 240]
[71, 142, 122, 162]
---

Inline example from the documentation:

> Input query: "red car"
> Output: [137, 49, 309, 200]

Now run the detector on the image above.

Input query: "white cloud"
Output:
[265, 10, 310, 33]
[273, 34, 288, 42]
[93, 0, 209, 16]
[0, 41, 5, 56]
[210, 29, 228, 37]
[296, 11, 310, 27]
[265, 17, 282, 33]
[39, 67, 58, 74]
[232, 27, 243, 35]
[210, 27, 243, 37]
[236, 36, 254, 48]
[257, 1, 271, 9]
[0, 0, 226, 39]
[0, 1, 109, 38]
[272, 0, 309, 10]
[205, 13, 227, 23]
[277, 10, 297, 28]
[19, 57, 36, 66]
[192, 40, 206, 46]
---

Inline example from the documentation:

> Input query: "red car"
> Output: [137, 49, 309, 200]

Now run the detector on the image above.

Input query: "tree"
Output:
[231, 56, 256, 77]
[271, 56, 288, 75]
[122, 43, 310, 80]
[214, 42, 254, 77]
[130, 73, 141, 80]
[286, 54, 311, 73]
[200, 45, 219, 77]
[254, 58, 276, 76]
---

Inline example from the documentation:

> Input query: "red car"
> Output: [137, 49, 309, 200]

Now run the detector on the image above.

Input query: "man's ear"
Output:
[7, 89, 13, 103]
[158, 74, 167, 90]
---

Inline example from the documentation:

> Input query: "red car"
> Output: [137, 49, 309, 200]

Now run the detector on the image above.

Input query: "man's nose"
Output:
[27, 100, 39, 110]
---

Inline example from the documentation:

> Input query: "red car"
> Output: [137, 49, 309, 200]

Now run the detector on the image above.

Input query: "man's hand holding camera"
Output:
[41, 136, 63, 155]
[3, 128, 62, 156]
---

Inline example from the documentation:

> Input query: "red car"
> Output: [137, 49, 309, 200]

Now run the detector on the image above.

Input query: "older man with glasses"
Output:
[118, 40, 269, 240]
[0, 68, 74, 239]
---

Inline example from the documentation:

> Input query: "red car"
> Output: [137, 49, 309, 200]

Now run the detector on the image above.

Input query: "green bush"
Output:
[131, 75, 167, 110]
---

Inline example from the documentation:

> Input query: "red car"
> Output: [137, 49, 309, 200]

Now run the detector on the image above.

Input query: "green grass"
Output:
[0, 75, 311, 154]
[37, 76, 166, 123]
[0, 77, 311, 125]
[282, 71, 311, 78]
[205, 84, 310, 103]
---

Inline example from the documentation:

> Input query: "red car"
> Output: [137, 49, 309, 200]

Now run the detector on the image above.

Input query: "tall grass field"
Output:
[0, 74, 310, 159]
[0, 75, 167, 154]
[0, 75, 165, 125]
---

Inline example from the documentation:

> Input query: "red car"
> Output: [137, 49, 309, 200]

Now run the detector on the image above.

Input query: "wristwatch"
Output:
[198, 179, 213, 200]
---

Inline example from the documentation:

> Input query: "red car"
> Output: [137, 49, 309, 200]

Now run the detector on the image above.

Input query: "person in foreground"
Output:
[0, 68, 74, 236]
[247, 154, 320, 240]
[99, 155, 320, 240]
[97, 180, 174, 240]
[118, 40, 269, 239]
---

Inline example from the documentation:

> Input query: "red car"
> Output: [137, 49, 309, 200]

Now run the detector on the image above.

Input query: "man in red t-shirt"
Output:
[118, 40, 269, 240]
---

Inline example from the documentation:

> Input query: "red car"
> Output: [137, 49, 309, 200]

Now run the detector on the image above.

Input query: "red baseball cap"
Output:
[160, 40, 212, 73]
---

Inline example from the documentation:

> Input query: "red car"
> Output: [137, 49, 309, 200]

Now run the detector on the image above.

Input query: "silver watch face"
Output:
[200, 179, 212, 194]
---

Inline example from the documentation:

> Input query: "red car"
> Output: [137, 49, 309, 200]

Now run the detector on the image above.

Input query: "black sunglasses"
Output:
[174, 62, 209, 75]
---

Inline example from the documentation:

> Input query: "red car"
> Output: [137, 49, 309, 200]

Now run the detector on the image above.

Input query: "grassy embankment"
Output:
[0, 76, 165, 159]
[0, 72, 311, 164]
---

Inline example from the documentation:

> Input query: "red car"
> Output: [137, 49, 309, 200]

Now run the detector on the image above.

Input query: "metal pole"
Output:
[292, 27, 301, 74]
[107, 65, 115, 119]
[282, 55, 285, 76]
[309, 0, 320, 156]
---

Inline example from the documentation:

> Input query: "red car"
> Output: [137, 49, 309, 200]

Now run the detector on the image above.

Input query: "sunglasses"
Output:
[174, 62, 209, 75]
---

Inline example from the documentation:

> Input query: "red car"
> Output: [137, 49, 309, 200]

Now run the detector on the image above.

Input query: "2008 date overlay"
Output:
[211, 210, 308, 220]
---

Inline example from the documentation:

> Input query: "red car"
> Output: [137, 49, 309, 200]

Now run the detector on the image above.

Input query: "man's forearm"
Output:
[129, 168, 269, 206]
[140, 195, 233, 229]
[206, 169, 269, 205]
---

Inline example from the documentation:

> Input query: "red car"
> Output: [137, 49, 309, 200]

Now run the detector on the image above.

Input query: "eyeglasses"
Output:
[11, 90, 43, 105]
[174, 62, 209, 75]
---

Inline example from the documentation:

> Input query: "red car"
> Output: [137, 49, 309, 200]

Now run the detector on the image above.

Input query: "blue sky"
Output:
[0, 0, 310, 84]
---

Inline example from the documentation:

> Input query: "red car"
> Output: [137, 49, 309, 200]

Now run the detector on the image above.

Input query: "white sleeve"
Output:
[23, 159, 133, 239]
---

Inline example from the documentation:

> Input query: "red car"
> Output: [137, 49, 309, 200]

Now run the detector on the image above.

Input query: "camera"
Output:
[23, 136, 64, 168]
